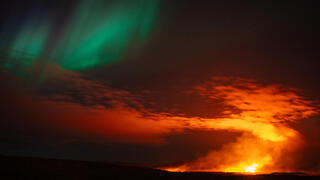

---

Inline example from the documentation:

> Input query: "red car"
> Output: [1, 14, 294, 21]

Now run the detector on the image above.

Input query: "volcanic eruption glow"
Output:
[245, 163, 258, 173]
[161, 77, 318, 173]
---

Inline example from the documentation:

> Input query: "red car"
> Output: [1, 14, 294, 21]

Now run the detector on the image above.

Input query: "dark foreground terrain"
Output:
[0, 155, 318, 180]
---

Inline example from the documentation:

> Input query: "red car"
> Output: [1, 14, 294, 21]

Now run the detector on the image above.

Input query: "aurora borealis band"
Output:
[0, 0, 159, 70]
[0, 0, 320, 175]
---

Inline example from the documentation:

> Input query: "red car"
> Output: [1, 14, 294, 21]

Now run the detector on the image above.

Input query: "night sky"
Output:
[0, 0, 319, 174]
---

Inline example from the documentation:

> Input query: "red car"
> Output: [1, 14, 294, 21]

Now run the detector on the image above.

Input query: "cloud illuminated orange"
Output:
[2, 65, 318, 173]
[162, 77, 318, 173]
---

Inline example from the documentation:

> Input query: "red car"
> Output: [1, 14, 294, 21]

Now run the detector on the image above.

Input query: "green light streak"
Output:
[1, 0, 160, 72]
[50, 0, 160, 70]
[7, 20, 51, 68]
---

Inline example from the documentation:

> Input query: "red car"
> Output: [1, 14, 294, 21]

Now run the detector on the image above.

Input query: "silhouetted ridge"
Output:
[0, 156, 318, 180]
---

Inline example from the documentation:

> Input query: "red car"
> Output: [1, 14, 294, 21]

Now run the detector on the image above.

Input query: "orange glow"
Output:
[7, 68, 317, 172]
[161, 77, 318, 173]
[35, 75, 316, 172]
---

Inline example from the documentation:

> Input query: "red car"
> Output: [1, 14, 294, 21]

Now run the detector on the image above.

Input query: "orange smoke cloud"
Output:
[163, 77, 318, 173]
[3, 64, 318, 172]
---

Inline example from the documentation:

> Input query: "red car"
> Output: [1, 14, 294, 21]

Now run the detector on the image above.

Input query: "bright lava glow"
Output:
[160, 78, 318, 173]
[245, 163, 258, 173]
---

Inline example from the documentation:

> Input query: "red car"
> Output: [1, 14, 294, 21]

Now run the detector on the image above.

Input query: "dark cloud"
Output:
[33, 62, 143, 110]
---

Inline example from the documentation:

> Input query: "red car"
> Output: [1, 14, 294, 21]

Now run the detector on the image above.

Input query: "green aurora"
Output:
[1, 0, 160, 71]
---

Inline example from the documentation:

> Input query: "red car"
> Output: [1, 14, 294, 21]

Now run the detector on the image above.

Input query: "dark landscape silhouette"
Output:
[0, 155, 318, 180]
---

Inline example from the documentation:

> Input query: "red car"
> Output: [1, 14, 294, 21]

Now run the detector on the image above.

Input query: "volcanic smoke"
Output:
[162, 77, 318, 174]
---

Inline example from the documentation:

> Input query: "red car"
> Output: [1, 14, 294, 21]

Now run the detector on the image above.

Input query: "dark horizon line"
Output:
[1, 154, 318, 177]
